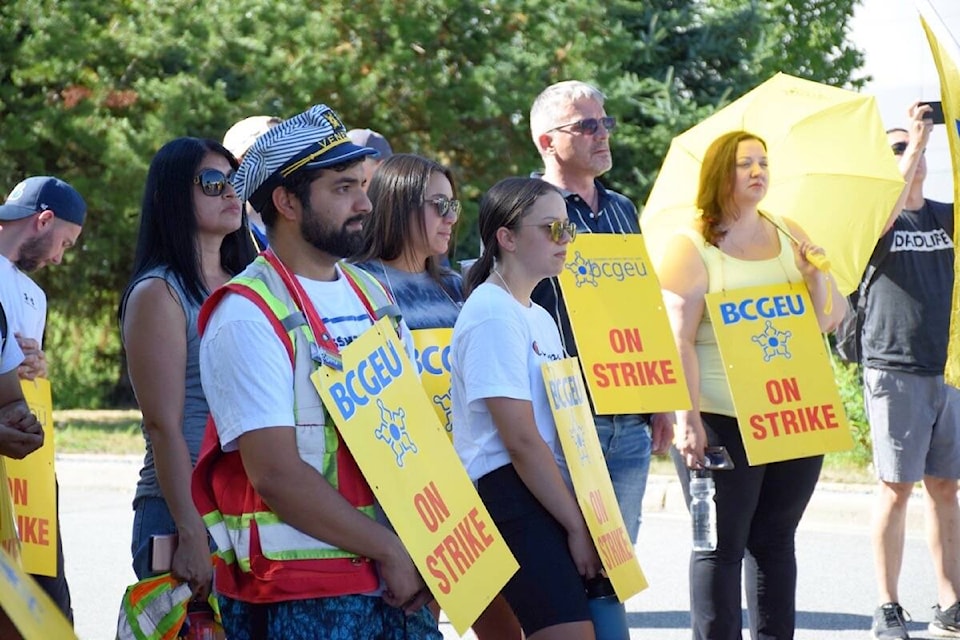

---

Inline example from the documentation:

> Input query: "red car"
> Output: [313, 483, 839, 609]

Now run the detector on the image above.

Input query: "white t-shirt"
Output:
[200, 264, 415, 451]
[451, 283, 566, 481]
[0, 256, 46, 345]
[0, 314, 24, 375]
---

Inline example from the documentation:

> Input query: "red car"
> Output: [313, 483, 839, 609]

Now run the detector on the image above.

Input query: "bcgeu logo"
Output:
[752, 319, 793, 362]
[565, 251, 649, 288]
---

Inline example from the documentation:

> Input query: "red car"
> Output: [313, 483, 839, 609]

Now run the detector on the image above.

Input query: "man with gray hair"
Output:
[529, 80, 668, 546]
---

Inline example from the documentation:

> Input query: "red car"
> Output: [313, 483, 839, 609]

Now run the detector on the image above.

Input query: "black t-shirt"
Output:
[861, 199, 955, 374]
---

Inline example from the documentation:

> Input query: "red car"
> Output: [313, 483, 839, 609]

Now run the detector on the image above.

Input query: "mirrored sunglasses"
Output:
[522, 220, 577, 243]
[548, 116, 617, 135]
[424, 196, 462, 220]
[194, 168, 236, 197]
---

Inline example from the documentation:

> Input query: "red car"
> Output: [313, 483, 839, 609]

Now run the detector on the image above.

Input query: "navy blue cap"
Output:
[0, 176, 86, 225]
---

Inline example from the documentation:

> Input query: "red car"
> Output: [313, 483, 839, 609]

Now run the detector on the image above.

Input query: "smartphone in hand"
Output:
[703, 446, 735, 471]
[149, 533, 178, 573]
[921, 100, 945, 125]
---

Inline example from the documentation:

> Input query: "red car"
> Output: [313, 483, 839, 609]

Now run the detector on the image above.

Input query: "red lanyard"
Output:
[262, 249, 376, 369]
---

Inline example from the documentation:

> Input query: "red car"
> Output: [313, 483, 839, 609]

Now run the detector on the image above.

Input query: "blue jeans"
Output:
[593, 413, 652, 544]
[130, 495, 177, 580]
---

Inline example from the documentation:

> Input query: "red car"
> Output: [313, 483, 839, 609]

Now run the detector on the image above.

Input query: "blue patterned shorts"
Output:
[217, 593, 441, 640]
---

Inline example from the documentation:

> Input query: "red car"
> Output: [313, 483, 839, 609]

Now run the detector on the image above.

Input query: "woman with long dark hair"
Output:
[120, 137, 256, 597]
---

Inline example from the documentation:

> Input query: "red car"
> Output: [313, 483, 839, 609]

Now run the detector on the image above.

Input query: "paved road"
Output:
[56, 455, 942, 640]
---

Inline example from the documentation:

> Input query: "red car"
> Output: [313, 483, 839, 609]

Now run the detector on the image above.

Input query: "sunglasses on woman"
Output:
[546, 117, 617, 136]
[424, 196, 462, 220]
[522, 219, 578, 243]
[194, 168, 236, 197]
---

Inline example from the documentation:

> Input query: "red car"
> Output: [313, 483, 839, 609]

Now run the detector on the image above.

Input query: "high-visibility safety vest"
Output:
[191, 252, 400, 603]
[116, 573, 224, 640]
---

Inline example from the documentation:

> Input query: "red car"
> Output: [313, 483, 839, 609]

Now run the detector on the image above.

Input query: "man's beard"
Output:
[15, 233, 53, 272]
[300, 202, 366, 259]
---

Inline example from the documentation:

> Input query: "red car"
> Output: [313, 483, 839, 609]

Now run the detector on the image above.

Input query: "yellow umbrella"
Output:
[639, 72, 905, 295]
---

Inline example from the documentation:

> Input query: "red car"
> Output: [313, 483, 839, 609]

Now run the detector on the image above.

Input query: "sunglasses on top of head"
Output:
[194, 168, 236, 197]
[424, 196, 462, 220]
[546, 117, 616, 136]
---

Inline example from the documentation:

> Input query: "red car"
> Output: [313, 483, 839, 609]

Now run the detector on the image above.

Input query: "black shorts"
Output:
[476, 464, 590, 635]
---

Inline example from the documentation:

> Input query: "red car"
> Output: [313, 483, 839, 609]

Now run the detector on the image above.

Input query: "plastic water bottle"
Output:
[585, 576, 630, 640]
[690, 469, 717, 551]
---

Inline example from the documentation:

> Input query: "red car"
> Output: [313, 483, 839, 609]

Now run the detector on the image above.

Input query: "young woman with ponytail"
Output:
[452, 177, 600, 640]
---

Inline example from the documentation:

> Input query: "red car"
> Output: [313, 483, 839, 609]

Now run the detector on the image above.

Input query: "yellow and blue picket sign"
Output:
[313, 318, 518, 635]
[705, 282, 854, 465]
[542, 357, 648, 601]
[5, 379, 57, 577]
[0, 546, 76, 639]
[411, 328, 454, 439]
[558, 234, 691, 415]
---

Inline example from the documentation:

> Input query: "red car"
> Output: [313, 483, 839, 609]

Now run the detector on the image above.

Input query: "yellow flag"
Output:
[705, 283, 854, 465]
[313, 318, 518, 635]
[918, 2, 960, 386]
[5, 379, 57, 576]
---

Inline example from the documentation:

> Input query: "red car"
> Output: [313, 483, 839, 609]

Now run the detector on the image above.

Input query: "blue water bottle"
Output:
[586, 576, 629, 640]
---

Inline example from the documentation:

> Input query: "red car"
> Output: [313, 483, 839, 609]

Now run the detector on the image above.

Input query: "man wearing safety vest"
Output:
[191, 104, 440, 639]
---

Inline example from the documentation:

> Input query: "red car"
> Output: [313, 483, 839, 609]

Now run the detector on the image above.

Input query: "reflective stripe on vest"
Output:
[197, 257, 381, 572]
[117, 574, 193, 640]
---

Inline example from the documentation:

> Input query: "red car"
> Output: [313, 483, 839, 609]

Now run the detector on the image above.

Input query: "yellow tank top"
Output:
[680, 214, 804, 417]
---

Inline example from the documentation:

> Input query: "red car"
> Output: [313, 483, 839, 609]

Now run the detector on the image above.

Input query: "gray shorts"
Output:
[864, 367, 960, 483]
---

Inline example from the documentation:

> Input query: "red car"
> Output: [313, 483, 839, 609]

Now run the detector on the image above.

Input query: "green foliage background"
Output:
[0, 0, 867, 408]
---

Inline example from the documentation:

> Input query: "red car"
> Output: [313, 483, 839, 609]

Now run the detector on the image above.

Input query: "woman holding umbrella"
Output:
[657, 130, 845, 640]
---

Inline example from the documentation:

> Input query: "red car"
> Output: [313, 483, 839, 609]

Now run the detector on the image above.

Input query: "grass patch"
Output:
[53, 409, 143, 455]
[54, 410, 878, 484]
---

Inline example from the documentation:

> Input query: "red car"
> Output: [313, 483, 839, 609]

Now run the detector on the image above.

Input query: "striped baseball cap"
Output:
[234, 104, 378, 212]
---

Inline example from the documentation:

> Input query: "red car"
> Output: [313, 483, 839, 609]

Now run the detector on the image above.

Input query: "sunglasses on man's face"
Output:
[521, 219, 578, 243]
[890, 141, 925, 157]
[424, 196, 462, 220]
[547, 116, 616, 136]
[194, 168, 236, 197]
